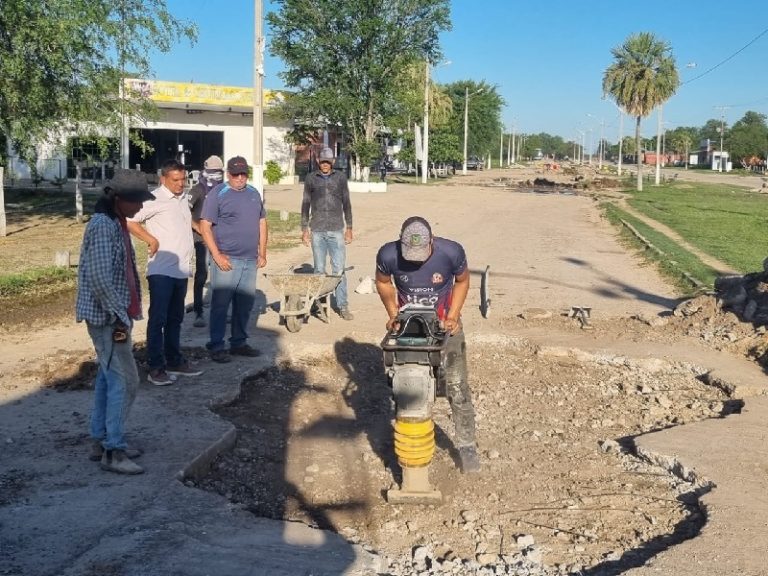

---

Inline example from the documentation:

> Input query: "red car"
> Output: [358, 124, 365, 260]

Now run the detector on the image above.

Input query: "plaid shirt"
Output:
[76, 213, 143, 326]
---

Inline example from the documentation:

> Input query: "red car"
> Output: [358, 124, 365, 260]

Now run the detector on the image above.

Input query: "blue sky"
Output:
[153, 0, 768, 142]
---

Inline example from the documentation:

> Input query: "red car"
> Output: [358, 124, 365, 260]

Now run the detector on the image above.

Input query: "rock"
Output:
[599, 439, 620, 453]
[520, 308, 552, 320]
[355, 276, 377, 294]
[515, 534, 535, 547]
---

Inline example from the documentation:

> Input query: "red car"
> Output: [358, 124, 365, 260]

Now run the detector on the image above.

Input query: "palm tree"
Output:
[603, 32, 679, 191]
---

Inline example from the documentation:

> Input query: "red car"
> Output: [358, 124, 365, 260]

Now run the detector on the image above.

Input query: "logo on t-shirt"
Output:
[399, 275, 409, 283]
[432, 273, 443, 284]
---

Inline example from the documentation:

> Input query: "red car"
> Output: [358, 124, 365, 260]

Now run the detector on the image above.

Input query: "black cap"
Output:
[227, 156, 249, 175]
[104, 169, 154, 203]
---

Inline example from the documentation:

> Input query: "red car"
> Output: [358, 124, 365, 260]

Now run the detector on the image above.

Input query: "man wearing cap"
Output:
[76, 169, 154, 475]
[127, 159, 202, 386]
[374, 216, 481, 473]
[301, 146, 354, 320]
[200, 156, 268, 363]
[188, 155, 225, 328]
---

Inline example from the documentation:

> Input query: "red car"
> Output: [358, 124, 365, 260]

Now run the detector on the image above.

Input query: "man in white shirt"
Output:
[128, 159, 203, 385]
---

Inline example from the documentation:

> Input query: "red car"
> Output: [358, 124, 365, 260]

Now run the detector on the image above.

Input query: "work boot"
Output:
[338, 307, 354, 321]
[100, 449, 144, 475]
[89, 440, 143, 462]
[193, 313, 207, 328]
[458, 445, 481, 474]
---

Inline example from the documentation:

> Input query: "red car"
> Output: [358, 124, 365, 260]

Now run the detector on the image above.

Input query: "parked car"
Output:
[466, 156, 484, 170]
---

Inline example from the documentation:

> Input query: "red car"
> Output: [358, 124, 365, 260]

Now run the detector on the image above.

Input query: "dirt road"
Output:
[3, 169, 767, 574]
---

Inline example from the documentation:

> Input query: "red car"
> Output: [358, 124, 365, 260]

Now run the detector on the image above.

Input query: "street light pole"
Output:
[462, 86, 483, 175]
[598, 118, 605, 170]
[252, 0, 265, 198]
[617, 107, 624, 176]
[421, 60, 430, 184]
[654, 104, 662, 185]
[499, 124, 503, 169]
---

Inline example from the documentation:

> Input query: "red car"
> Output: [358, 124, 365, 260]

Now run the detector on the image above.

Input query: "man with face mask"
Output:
[188, 155, 225, 328]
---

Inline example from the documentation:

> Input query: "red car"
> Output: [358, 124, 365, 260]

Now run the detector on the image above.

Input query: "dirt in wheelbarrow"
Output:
[193, 314, 732, 573]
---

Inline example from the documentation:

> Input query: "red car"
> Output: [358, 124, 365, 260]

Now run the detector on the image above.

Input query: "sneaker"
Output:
[338, 307, 354, 321]
[166, 362, 204, 377]
[230, 344, 261, 357]
[458, 445, 481, 474]
[89, 440, 143, 462]
[100, 449, 144, 475]
[210, 349, 232, 363]
[193, 313, 207, 328]
[147, 368, 175, 386]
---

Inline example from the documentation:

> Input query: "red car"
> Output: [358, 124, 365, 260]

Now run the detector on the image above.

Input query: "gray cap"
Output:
[204, 155, 224, 170]
[105, 169, 153, 203]
[318, 147, 335, 163]
[400, 216, 432, 262]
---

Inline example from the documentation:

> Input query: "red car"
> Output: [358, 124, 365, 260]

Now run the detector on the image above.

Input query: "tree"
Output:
[728, 111, 768, 166]
[603, 32, 679, 190]
[0, 1, 196, 165]
[268, 0, 450, 182]
[440, 81, 504, 162]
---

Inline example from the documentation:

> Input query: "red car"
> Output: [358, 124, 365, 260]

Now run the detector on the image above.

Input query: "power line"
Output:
[683, 26, 768, 85]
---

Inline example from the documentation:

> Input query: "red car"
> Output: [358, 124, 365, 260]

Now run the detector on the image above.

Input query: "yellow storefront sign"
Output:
[123, 79, 280, 108]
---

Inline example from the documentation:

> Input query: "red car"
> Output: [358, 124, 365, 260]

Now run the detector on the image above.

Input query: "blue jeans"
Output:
[146, 275, 188, 370]
[207, 257, 257, 352]
[87, 322, 140, 451]
[311, 229, 348, 309]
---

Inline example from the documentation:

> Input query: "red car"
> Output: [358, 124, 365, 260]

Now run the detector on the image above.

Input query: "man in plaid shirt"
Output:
[76, 169, 154, 475]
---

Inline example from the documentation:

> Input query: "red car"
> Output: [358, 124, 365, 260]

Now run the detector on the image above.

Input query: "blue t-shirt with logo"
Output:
[376, 237, 467, 320]
[201, 183, 266, 259]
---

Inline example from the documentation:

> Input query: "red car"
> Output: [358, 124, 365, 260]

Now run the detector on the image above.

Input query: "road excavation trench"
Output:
[193, 320, 733, 573]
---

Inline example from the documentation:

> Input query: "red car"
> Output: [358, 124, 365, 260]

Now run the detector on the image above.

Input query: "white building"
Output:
[6, 79, 296, 184]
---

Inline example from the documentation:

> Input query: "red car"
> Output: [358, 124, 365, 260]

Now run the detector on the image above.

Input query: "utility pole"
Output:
[715, 106, 728, 172]
[421, 60, 430, 184]
[617, 107, 624, 176]
[499, 125, 503, 169]
[654, 105, 662, 185]
[511, 124, 516, 164]
[598, 118, 605, 170]
[252, 0, 265, 197]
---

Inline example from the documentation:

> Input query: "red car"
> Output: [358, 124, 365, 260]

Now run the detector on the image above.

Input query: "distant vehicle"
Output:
[466, 156, 484, 170]
[534, 148, 544, 160]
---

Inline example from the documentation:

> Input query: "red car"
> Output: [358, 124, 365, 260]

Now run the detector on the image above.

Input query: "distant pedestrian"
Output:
[379, 160, 387, 182]
[301, 146, 354, 320]
[188, 155, 225, 328]
[128, 159, 203, 385]
[200, 156, 268, 363]
[76, 169, 153, 475]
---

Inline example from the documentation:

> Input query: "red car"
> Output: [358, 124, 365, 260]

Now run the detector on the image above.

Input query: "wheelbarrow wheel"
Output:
[285, 294, 304, 333]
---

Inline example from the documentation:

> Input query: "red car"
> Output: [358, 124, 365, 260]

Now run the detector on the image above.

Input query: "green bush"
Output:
[264, 160, 283, 185]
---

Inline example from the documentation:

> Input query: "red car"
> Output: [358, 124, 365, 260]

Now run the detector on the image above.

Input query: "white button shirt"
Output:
[129, 185, 194, 279]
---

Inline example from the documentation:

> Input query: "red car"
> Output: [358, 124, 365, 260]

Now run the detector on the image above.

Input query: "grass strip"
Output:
[603, 203, 720, 295]
[625, 181, 768, 273]
[0, 266, 77, 298]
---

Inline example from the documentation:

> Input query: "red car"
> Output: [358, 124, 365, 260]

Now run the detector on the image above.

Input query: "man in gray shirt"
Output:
[301, 147, 354, 320]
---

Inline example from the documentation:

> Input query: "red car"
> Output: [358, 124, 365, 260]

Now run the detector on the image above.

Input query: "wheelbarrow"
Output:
[266, 271, 342, 332]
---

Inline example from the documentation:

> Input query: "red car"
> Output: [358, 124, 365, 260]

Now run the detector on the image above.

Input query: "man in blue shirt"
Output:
[375, 216, 481, 473]
[200, 156, 268, 363]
